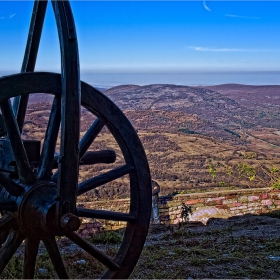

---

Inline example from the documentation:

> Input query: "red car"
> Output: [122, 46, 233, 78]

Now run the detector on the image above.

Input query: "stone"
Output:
[77, 259, 86, 265]
[82, 229, 90, 235]
[262, 200, 272, 206]
[238, 196, 249, 203]
[206, 200, 222, 206]
[79, 224, 87, 230]
[38, 268, 48, 275]
[248, 203, 258, 208]
[269, 255, 280, 261]
[223, 199, 238, 204]
[206, 197, 225, 202]
[190, 206, 229, 224]
[248, 195, 260, 202]
[237, 205, 247, 210]
[215, 205, 229, 210]
[225, 194, 237, 199]
[260, 193, 269, 199]
[184, 199, 204, 205]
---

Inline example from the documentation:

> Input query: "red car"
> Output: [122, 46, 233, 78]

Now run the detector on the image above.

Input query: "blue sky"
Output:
[1, 1, 280, 74]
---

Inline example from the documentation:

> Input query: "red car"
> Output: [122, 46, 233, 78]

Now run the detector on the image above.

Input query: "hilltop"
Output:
[105, 83, 280, 130]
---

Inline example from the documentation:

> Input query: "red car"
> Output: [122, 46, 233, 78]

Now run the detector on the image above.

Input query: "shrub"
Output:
[88, 231, 122, 244]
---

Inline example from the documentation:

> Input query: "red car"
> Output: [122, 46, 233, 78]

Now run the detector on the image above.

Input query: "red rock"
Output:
[184, 199, 204, 205]
[260, 194, 269, 199]
[225, 194, 237, 199]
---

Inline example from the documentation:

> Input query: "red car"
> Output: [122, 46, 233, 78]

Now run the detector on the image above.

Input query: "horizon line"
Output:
[2, 69, 280, 74]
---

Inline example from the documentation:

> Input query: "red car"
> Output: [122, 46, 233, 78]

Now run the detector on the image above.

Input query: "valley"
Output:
[24, 83, 280, 199]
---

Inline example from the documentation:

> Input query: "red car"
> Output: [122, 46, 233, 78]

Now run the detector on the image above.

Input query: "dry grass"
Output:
[2, 213, 280, 279]
[21, 102, 280, 199]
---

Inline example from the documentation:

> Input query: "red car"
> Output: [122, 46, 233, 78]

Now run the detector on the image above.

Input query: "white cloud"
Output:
[189, 46, 278, 52]
[189, 46, 246, 52]
[0, 13, 16, 20]
[203, 0, 211, 12]
[225, 14, 260, 20]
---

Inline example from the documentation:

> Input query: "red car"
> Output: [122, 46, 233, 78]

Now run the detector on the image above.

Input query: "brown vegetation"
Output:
[23, 84, 280, 200]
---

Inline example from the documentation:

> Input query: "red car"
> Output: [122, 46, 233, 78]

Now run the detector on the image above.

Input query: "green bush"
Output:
[88, 231, 122, 244]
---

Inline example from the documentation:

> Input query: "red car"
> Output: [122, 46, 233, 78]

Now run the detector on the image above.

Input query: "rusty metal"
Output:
[0, 0, 151, 278]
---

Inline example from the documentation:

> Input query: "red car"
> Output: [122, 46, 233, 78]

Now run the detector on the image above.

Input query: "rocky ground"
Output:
[133, 213, 280, 279]
[3, 212, 280, 279]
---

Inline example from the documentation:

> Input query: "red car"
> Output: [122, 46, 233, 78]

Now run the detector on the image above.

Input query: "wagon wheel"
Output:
[0, 72, 152, 278]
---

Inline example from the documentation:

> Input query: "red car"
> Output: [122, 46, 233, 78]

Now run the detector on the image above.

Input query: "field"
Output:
[23, 83, 280, 199]
[1, 83, 280, 279]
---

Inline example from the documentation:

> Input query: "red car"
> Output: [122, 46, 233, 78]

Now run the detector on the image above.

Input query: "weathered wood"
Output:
[53, 150, 116, 169]
[78, 164, 134, 196]
[52, 0, 80, 217]
[79, 118, 106, 158]
[1, 0, 151, 277]
[0, 173, 24, 196]
[0, 230, 24, 273]
[0, 73, 60, 103]
[43, 238, 69, 279]
[0, 197, 17, 211]
[66, 232, 120, 270]
[13, 0, 48, 133]
[0, 100, 35, 184]
[0, 70, 152, 279]
[0, 215, 16, 246]
[0, 214, 14, 228]
[37, 96, 61, 180]
[23, 238, 40, 279]
[77, 208, 137, 223]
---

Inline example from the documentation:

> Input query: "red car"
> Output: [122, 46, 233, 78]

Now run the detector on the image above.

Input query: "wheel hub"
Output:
[17, 182, 59, 238]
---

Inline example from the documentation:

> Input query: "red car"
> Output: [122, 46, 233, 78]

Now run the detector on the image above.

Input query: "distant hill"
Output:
[105, 83, 280, 130]
[200, 83, 280, 106]
[22, 83, 280, 197]
[25, 83, 280, 144]
[27, 87, 106, 104]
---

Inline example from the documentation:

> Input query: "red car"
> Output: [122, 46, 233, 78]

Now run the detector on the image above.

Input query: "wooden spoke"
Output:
[0, 173, 24, 196]
[77, 164, 134, 196]
[52, 150, 116, 169]
[0, 72, 152, 279]
[0, 215, 16, 245]
[0, 197, 17, 211]
[37, 96, 61, 180]
[79, 118, 106, 158]
[0, 113, 7, 136]
[51, 117, 106, 184]
[0, 100, 35, 184]
[13, 0, 48, 133]
[77, 208, 137, 223]
[0, 230, 24, 273]
[66, 232, 120, 270]
[43, 238, 69, 279]
[0, 214, 15, 229]
[51, 171, 58, 183]
[80, 150, 116, 165]
[23, 238, 40, 279]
